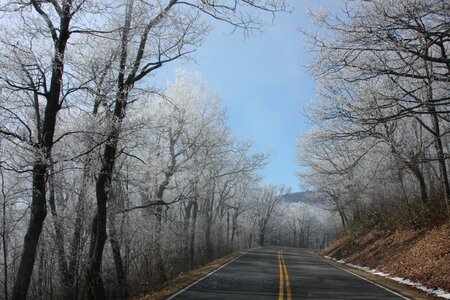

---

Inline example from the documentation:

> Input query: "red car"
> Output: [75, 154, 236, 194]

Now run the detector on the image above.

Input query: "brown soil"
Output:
[320, 224, 450, 294]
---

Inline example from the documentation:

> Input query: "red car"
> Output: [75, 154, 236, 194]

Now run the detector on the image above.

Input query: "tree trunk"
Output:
[2, 184, 8, 300]
[230, 212, 238, 250]
[398, 169, 410, 206]
[183, 202, 192, 271]
[84, 134, 118, 299]
[258, 222, 266, 246]
[337, 202, 349, 228]
[428, 105, 450, 215]
[47, 174, 72, 298]
[67, 122, 98, 300]
[37, 245, 45, 300]
[152, 129, 179, 282]
[155, 205, 167, 284]
[292, 223, 297, 248]
[306, 226, 310, 248]
[12, 3, 72, 298]
[204, 186, 215, 261]
[189, 202, 198, 270]
[67, 183, 86, 300]
[12, 163, 48, 300]
[258, 232, 265, 246]
[205, 215, 214, 261]
[84, 130, 122, 299]
[84, 0, 134, 295]
[226, 211, 230, 250]
[407, 163, 428, 204]
[424, 55, 450, 218]
[109, 211, 128, 299]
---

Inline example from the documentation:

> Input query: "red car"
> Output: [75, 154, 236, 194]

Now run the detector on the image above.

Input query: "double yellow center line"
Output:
[278, 249, 292, 300]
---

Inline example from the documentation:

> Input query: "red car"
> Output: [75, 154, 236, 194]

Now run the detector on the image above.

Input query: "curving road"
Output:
[168, 247, 409, 300]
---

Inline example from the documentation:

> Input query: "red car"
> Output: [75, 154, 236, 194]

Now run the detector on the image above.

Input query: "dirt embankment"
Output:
[320, 224, 450, 292]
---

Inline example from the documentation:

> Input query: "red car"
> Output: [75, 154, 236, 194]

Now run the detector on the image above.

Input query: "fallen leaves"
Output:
[320, 224, 450, 292]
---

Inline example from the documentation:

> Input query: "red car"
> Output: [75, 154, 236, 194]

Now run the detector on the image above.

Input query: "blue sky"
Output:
[153, 1, 333, 192]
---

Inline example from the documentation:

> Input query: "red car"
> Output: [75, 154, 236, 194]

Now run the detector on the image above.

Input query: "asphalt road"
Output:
[168, 246, 408, 300]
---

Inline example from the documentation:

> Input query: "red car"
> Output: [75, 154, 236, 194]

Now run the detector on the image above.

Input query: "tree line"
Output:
[0, 1, 293, 299]
[298, 0, 449, 230]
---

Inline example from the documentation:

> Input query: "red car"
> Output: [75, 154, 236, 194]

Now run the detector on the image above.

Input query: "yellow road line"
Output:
[278, 250, 284, 300]
[278, 249, 292, 300]
[281, 251, 292, 300]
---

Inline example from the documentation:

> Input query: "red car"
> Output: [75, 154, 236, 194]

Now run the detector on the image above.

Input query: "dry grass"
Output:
[130, 250, 249, 300]
[320, 224, 450, 297]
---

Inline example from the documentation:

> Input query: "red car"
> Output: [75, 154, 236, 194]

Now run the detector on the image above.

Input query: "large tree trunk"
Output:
[84, 132, 119, 300]
[12, 164, 47, 300]
[428, 105, 450, 215]
[424, 54, 450, 218]
[12, 3, 72, 299]
[84, 2, 132, 293]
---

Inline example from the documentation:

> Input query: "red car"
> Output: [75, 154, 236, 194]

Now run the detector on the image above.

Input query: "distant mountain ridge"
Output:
[281, 191, 329, 208]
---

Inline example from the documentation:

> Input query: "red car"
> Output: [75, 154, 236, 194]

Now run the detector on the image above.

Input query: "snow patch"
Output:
[323, 256, 450, 299]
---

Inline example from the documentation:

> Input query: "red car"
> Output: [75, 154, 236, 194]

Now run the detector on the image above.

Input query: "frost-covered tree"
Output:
[0, 2, 117, 298]
[0, 0, 287, 298]
[299, 0, 449, 228]
[248, 184, 288, 246]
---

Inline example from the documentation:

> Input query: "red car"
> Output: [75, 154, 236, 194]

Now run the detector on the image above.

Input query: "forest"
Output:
[0, 0, 309, 299]
[0, 0, 448, 299]
[298, 0, 449, 232]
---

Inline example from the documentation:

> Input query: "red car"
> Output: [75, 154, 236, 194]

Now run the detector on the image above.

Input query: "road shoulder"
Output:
[313, 253, 441, 300]
[132, 249, 251, 300]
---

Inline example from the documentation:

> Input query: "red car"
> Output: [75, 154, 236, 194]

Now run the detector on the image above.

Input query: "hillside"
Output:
[319, 224, 450, 297]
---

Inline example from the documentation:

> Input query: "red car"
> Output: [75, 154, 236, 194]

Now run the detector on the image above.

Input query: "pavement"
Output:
[168, 246, 409, 300]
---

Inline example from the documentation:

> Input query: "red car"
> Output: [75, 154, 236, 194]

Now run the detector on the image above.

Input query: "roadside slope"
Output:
[320, 224, 450, 296]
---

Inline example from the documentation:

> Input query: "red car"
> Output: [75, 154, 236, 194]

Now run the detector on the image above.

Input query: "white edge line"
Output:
[166, 250, 250, 300]
[323, 258, 410, 300]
